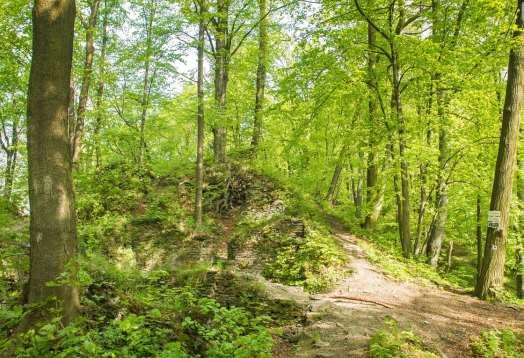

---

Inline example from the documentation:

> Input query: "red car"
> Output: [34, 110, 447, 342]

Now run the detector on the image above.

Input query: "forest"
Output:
[0, 0, 524, 356]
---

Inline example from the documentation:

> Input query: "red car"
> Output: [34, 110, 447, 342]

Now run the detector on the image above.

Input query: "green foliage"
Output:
[262, 226, 347, 293]
[1, 263, 273, 357]
[75, 163, 147, 220]
[470, 329, 524, 358]
[0, 200, 27, 308]
[369, 318, 439, 358]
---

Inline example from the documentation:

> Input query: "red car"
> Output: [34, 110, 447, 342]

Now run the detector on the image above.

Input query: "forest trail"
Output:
[266, 219, 524, 357]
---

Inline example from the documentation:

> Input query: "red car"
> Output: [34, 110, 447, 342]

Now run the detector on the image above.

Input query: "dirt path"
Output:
[271, 225, 524, 357]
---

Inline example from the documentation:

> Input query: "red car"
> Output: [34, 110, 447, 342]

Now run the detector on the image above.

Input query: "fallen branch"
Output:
[329, 295, 394, 309]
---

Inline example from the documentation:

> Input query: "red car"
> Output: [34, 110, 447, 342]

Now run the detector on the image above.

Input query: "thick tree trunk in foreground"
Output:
[71, 0, 101, 164]
[516, 134, 523, 298]
[251, 0, 268, 150]
[25, 0, 79, 326]
[476, 0, 524, 298]
[195, 2, 206, 226]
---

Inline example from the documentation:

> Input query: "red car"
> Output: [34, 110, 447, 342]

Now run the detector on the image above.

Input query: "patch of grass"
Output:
[470, 329, 524, 358]
[369, 317, 439, 358]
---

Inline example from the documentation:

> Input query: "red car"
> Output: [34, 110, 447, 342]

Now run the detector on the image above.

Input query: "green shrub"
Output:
[369, 318, 438, 358]
[262, 226, 347, 293]
[259, 224, 347, 293]
[470, 329, 524, 358]
[1, 256, 274, 358]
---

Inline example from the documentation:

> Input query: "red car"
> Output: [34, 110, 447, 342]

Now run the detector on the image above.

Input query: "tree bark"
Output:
[476, 0, 524, 298]
[212, 0, 230, 162]
[71, 0, 101, 164]
[94, 0, 109, 170]
[414, 91, 432, 256]
[25, 0, 79, 327]
[427, 83, 449, 268]
[139, 1, 155, 168]
[391, 46, 412, 258]
[195, 1, 206, 226]
[251, 0, 268, 150]
[476, 194, 483, 283]
[350, 152, 365, 218]
[516, 128, 523, 298]
[364, 12, 383, 229]
[327, 164, 343, 205]
[2, 106, 19, 201]
[326, 145, 347, 204]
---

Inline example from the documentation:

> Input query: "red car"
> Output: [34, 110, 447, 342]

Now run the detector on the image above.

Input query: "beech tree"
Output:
[25, 0, 79, 325]
[251, 0, 268, 150]
[71, 0, 102, 164]
[476, 0, 524, 299]
[516, 125, 523, 298]
[195, 0, 206, 226]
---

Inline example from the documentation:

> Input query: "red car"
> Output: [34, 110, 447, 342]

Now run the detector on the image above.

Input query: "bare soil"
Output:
[266, 224, 524, 357]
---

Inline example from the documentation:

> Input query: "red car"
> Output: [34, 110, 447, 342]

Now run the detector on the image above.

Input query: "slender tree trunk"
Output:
[364, 15, 383, 229]
[476, 194, 483, 283]
[427, 85, 449, 268]
[24, 0, 79, 327]
[94, 0, 109, 170]
[414, 94, 432, 255]
[139, 0, 155, 168]
[213, 0, 230, 162]
[3, 131, 18, 201]
[71, 0, 101, 164]
[426, 0, 454, 268]
[351, 151, 365, 218]
[446, 240, 454, 272]
[195, 1, 206, 226]
[476, 1, 524, 298]
[326, 145, 347, 204]
[327, 164, 343, 205]
[391, 47, 412, 258]
[251, 0, 268, 150]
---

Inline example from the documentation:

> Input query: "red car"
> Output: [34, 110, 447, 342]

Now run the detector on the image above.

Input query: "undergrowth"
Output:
[470, 329, 524, 358]
[368, 317, 438, 358]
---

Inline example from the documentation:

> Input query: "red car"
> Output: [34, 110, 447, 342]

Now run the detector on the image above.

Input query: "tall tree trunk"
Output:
[426, 0, 456, 268]
[251, 0, 268, 150]
[516, 129, 523, 298]
[351, 150, 365, 218]
[327, 164, 343, 205]
[326, 145, 347, 204]
[391, 47, 412, 258]
[476, 194, 483, 283]
[94, 0, 109, 170]
[213, 0, 230, 162]
[195, 1, 206, 226]
[25, 0, 79, 327]
[364, 13, 383, 229]
[3, 124, 18, 201]
[71, 0, 101, 164]
[476, 0, 524, 299]
[139, 4, 155, 168]
[427, 84, 449, 268]
[414, 93, 432, 256]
